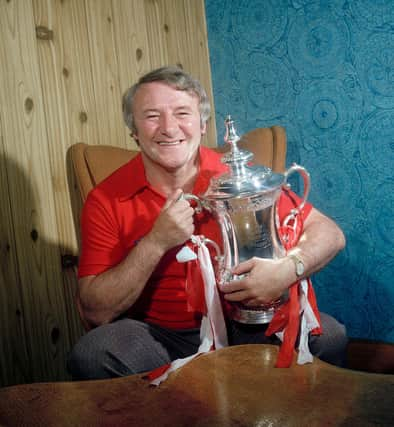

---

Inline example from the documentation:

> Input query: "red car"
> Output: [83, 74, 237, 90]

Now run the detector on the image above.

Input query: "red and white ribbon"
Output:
[274, 279, 320, 365]
[148, 236, 228, 386]
[297, 279, 320, 364]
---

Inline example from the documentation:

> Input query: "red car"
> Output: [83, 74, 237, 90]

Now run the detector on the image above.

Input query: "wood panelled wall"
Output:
[0, 0, 216, 387]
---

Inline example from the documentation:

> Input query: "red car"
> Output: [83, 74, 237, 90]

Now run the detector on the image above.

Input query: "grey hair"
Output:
[122, 66, 211, 135]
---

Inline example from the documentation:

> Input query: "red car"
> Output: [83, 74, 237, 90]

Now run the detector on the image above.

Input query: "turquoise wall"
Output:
[205, 0, 394, 343]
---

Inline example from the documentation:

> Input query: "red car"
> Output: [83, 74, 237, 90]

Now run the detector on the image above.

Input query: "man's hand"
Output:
[218, 257, 291, 307]
[217, 207, 346, 308]
[149, 189, 195, 252]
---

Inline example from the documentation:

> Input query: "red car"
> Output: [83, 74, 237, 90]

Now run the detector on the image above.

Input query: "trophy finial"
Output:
[222, 115, 253, 168]
[224, 115, 240, 148]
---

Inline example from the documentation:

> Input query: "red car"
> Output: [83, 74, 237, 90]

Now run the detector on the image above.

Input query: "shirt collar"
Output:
[118, 146, 227, 201]
[118, 154, 149, 201]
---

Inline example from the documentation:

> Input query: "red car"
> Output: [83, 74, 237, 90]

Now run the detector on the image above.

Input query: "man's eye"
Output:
[177, 111, 190, 116]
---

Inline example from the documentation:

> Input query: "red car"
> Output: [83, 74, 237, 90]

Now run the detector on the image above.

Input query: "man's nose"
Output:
[159, 113, 177, 135]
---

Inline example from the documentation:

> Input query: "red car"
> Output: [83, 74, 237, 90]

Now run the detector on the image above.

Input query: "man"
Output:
[68, 66, 347, 380]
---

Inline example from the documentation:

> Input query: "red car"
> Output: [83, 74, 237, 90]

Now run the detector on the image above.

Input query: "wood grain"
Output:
[0, 119, 30, 386]
[111, 0, 151, 151]
[143, 0, 217, 147]
[0, 0, 72, 384]
[0, 0, 216, 387]
[0, 345, 393, 427]
[84, 0, 129, 149]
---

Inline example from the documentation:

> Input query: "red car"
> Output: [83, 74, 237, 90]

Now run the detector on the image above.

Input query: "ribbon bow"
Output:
[266, 211, 322, 367]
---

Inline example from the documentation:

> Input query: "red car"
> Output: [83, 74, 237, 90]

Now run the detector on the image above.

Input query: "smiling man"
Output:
[67, 66, 348, 380]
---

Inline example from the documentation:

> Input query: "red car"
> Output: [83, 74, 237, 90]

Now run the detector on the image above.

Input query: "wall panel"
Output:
[0, 125, 29, 386]
[0, 0, 73, 384]
[85, 0, 130, 148]
[0, 0, 215, 387]
[111, 0, 151, 150]
[206, 0, 394, 343]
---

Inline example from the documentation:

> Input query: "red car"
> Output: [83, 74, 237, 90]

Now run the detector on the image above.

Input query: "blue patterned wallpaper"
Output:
[205, 0, 394, 343]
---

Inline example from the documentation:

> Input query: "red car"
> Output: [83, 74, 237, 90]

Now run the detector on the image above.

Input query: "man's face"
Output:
[132, 82, 206, 172]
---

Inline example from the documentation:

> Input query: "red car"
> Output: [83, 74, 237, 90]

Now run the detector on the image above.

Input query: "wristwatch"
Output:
[289, 254, 305, 277]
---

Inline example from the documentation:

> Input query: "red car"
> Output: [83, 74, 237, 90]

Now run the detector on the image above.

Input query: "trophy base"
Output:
[232, 306, 275, 324]
[230, 298, 285, 324]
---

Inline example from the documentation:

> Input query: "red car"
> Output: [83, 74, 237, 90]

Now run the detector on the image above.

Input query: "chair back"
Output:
[69, 126, 287, 203]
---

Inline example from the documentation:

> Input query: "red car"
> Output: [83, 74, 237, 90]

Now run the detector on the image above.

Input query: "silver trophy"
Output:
[185, 116, 310, 324]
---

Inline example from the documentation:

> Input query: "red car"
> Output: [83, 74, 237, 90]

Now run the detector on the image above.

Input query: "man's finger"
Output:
[232, 258, 255, 275]
[163, 189, 184, 209]
[223, 289, 250, 302]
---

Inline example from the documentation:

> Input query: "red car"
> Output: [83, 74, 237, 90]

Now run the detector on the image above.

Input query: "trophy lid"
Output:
[204, 116, 285, 200]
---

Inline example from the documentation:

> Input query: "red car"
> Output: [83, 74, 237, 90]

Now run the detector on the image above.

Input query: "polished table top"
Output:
[0, 345, 393, 426]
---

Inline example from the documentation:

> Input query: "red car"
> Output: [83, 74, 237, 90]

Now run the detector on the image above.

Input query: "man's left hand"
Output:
[218, 257, 291, 307]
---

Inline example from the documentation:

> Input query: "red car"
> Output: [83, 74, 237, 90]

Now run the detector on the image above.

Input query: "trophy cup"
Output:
[184, 116, 310, 324]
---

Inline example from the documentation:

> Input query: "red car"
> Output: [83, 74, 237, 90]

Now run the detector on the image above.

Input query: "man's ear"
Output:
[130, 133, 140, 146]
[201, 122, 207, 135]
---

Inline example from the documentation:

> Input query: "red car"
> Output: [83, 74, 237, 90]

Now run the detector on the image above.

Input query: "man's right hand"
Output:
[78, 189, 195, 327]
[150, 189, 195, 251]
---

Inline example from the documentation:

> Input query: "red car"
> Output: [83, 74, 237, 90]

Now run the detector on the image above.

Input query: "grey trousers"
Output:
[67, 312, 348, 380]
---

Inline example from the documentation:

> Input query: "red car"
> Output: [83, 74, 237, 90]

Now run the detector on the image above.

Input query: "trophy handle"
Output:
[180, 194, 222, 262]
[178, 193, 205, 214]
[199, 237, 222, 261]
[283, 163, 310, 226]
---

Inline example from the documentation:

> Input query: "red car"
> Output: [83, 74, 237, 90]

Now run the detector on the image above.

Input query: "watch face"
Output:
[296, 260, 305, 276]
[290, 254, 305, 276]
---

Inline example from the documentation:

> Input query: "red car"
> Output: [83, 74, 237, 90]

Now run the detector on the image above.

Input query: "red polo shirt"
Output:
[78, 146, 312, 329]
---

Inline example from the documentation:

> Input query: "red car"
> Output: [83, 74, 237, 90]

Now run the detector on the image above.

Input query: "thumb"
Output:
[163, 189, 184, 210]
[232, 258, 255, 275]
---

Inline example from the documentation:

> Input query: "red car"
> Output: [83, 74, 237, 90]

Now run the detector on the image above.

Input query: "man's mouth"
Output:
[158, 140, 184, 146]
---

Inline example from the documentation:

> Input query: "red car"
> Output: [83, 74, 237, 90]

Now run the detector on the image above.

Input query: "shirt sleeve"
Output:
[78, 189, 125, 278]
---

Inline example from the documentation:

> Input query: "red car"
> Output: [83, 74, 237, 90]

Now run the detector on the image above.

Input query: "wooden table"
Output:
[1, 345, 393, 426]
